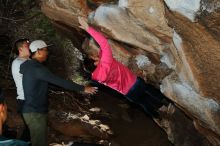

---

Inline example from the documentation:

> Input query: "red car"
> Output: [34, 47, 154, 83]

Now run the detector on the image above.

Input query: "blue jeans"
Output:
[126, 77, 167, 118]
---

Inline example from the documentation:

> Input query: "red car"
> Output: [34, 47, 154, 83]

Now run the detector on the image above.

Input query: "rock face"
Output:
[41, 0, 220, 145]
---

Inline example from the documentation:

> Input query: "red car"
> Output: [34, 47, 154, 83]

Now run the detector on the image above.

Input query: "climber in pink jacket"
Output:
[78, 17, 169, 118]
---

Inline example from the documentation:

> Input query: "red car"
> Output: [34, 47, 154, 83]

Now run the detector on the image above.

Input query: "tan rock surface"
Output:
[41, 0, 220, 145]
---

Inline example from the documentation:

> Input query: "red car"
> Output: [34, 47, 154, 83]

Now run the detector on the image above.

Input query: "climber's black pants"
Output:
[126, 77, 168, 118]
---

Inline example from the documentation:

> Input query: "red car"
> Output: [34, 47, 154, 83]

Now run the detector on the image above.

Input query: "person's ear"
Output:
[18, 47, 23, 53]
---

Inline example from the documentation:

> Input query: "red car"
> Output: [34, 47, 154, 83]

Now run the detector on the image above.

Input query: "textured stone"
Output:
[89, 0, 172, 54]
[164, 0, 201, 22]
[199, 0, 220, 42]
[41, 0, 220, 145]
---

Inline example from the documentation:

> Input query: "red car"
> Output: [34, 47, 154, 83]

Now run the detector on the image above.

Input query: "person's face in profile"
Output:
[89, 51, 99, 66]
[38, 47, 49, 62]
[20, 41, 30, 58]
[88, 43, 100, 66]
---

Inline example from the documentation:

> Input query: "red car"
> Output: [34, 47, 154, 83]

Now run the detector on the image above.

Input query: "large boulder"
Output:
[41, 0, 220, 145]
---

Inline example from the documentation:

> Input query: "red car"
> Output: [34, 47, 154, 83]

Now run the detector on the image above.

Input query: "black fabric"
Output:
[16, 100, 31, 141]
[19, 124, 30, 142]
[20, 59, 84, 113]
[17, 99, 25, 113]
[0, 88, 5, 104]
[126, 77, 169, 118]
[2, 124, 17, 139]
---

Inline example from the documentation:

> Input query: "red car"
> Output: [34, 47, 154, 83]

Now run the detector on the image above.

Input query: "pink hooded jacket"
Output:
[87, 27, 136, 95]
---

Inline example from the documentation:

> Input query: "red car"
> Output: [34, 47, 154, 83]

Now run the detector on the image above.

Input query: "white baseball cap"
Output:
[29, 40, 53, 53]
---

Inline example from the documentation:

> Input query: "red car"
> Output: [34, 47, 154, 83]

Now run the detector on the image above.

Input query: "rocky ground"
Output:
[3, 84, 172, 146]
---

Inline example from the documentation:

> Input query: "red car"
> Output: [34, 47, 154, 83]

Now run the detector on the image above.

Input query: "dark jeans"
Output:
[17, 100, 30, 142]
[126, 77, 169, 118]
[17, 99, 25, 113]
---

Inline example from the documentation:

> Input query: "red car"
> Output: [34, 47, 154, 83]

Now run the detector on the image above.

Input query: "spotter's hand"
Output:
[84, 86, 98, 95]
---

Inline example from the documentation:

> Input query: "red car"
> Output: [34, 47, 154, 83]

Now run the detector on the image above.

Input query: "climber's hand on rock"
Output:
[78, 16, 89, 30]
